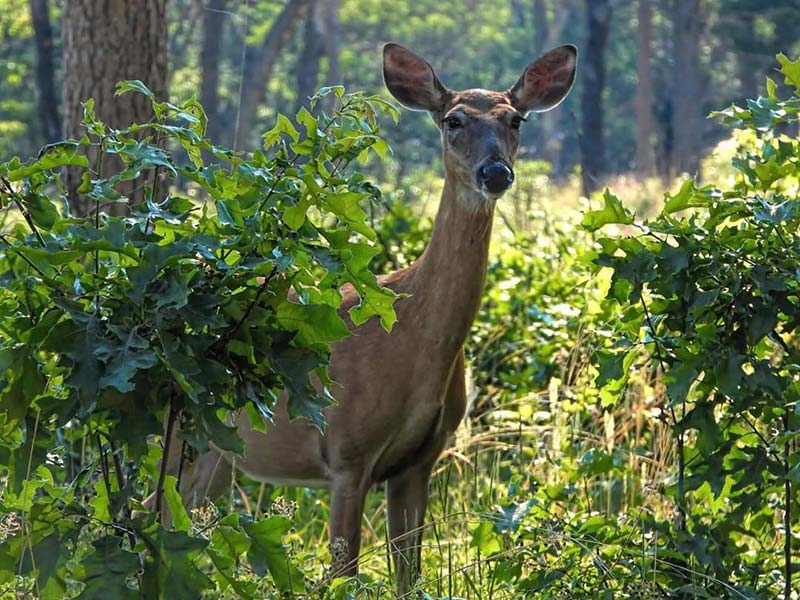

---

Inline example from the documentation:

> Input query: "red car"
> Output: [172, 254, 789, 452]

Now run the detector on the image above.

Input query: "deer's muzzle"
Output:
[477, 160, 514, 195]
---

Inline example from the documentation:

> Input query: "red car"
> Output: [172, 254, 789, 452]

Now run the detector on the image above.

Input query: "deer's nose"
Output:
[478, 161, 514, 194]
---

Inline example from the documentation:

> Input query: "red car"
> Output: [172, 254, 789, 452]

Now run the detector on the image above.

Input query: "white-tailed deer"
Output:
[160, 42, 577, 593]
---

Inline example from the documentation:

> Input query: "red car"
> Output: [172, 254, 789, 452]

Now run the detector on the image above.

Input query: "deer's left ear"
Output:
[508, 44, 577, 114]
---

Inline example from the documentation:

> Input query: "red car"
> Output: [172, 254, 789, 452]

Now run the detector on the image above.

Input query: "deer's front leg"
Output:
[387, 462, 435, 595]
[329, 473, 369, 578]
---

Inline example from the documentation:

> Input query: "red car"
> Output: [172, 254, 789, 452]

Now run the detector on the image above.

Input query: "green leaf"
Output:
[283, 198, 309, 230]
[276, 302, 350, 346]
[295, 107, 318, 140]
[113, 140, 177, 178]
[76, 537, 139, 600]
[265, 340, 329, 432]
[492, 500, 534, 534]
[6, 141, 88, 181]
[469, 521, 502, 556]
[579, 447, 620, 476]
[263, 114, 300, 148]
[97, 327, 157, 393]
[676, 400, 723, 459]
[777, 53, 800, 91]
[128, 241, 192, 305]
[207, 515, 257, 597]
[82, 98, 106, 137]
[201, 407, 244, 455]
[209, 515, 250, 570]
[163, 475, 192, 533]
[178, 97, 208, 138]
[663, 179, 715, 214]
[215, 199, 242, 227]
[58, 315, 101, 415]
[580, 189, 633, 231]
[115, 79, 155, 99]
[26, 193, 60, 228]
[348, 281, 398, 331]
[244, 517, 305, 594]
[323, 191, 375, 240]
[89, 477, 111, 523]
[16, 247, 84, 267]
[595, 349, 636, 408]
[1, 353, 45, 424]
[140, 525, 212, 600]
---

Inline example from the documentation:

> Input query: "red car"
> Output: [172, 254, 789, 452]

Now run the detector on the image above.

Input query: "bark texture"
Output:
[321, 0, 341, 88]
[671, 0, 706, 176]
[29, 0, 61, 144]
[580, 0, 611, 195]
[635, 0, 655, 176]
[296, 1, 323, 110]
[62, 0, 168, 215]
[535, 0, 575, 173]
[533, 0, 548, 53]
[201, 0, 227, 143]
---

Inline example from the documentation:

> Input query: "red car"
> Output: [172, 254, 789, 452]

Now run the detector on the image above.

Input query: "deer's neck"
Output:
[407, 178, 494, 350]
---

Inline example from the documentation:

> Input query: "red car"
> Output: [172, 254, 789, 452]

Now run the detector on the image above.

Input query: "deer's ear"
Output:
[383, 43, 449, 112]
[508, 44, 577, 114]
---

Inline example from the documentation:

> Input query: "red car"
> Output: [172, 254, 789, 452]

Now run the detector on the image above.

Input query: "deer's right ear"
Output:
[383, 43, 449, 112]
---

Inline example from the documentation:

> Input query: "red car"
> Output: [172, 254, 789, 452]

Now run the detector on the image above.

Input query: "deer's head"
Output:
[383, 43, 577, 203]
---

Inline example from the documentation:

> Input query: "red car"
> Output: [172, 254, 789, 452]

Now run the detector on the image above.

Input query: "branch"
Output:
[154, 402, 179, 521]
[221, 265, 279, 343]
[2, 178, 46, 247]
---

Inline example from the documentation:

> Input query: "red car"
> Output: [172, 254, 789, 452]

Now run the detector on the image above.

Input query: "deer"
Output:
[156, 42, 577, 594]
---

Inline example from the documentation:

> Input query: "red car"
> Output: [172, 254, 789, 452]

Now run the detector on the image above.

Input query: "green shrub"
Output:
[0, 83, 397, 598]
[587, 55, 800, 598]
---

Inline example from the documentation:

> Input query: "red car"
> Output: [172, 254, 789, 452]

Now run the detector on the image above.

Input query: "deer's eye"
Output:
[510, 115, 525, 130]
[444, 116, 463, 130]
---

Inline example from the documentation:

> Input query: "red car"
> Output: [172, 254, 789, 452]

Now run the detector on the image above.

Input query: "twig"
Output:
[155, 401, 178, 521]
[102, 434, 137, 549]
[220, 265, 278, 343]
[636, 280, 686, 530]
[96, 435, 112, 499]
[2, 178, 47, 247]
[0, 233, 50, 279]
[783, 410, 792, 599]
[94, 136, 107, 275]
[176, 439, 187, 491]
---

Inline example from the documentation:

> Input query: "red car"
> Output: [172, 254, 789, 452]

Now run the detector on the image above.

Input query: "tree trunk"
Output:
[671, 0, 705, 176]
[322, 0, 341, 86]
[29, 0, 61, 144]
[511, 0, 526, 26]
[62, 0, 168, 216]
[201, 0, 227, 143]
[635, 0, 655, 176]
[320, 0, 341, 113]
[533, 0, 548, 53]
[735, 12, 758, 100]
[296, 1, 323, 110]
[580, 0, 611, 196]
[536, 0, 575, 173]
[234, 0, 312, 150]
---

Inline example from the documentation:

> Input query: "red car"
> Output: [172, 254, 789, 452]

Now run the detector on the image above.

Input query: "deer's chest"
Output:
[324, 311, 465, 476]
[370, 356, 460, 480]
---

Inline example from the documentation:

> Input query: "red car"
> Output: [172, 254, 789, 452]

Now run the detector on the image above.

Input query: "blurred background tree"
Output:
[2, 0, 799, 187]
